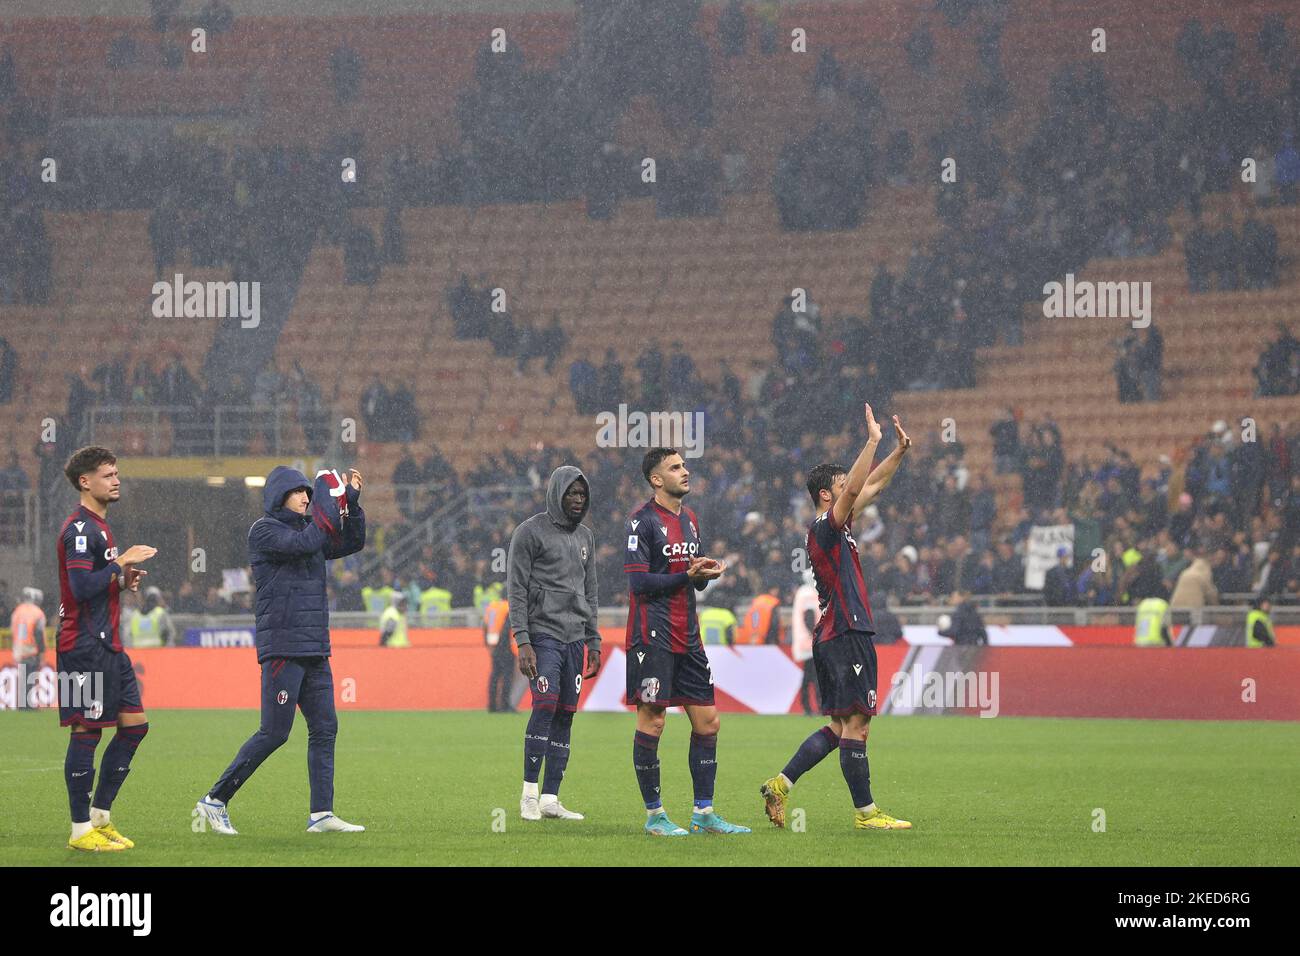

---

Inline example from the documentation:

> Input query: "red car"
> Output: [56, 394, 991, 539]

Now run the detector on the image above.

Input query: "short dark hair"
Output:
[806, 463, 846, 506]
[64, 446, 116, 491]
[642, 447, 679, 484]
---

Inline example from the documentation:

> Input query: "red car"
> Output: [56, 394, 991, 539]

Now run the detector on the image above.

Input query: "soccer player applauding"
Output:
[761, 404, 915, 831]
[57, 446, 156, 851]
[624, 448, 750, 836]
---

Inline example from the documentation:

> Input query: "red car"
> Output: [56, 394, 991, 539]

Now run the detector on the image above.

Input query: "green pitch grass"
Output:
[2, 711, 1297, 866]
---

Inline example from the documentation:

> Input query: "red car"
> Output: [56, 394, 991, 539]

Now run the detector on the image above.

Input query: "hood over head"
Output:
[546, 465, 590, 529]
[263, 465, 312, 515]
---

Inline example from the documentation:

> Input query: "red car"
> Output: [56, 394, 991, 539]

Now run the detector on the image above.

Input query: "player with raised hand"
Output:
[57, 446, 156, 851]
[624, 448, 750, 836]
[761, 404, 914, 831]
[196, 464, 366, 835]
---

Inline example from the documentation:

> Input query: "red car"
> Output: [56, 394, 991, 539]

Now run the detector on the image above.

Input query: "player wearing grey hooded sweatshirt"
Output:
[506, 464, 600, 821]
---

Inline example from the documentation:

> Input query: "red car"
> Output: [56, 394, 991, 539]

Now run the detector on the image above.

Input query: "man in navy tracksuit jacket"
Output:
[196, 464, 367, 834]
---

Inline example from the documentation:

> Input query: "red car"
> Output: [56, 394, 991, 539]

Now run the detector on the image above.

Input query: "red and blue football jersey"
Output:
[623, 500, 703, 654]
[57, 506, 122, 653]
[807, 509, 875, 644]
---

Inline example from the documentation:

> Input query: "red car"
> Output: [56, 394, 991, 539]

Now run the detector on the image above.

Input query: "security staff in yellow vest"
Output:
[698, 606, 738, 646]
[1246, 597, 1276, 648]
[128, 587, 176, 648]
[1134, 595, 1173, 646]
[379, 593, 411, 647]
[419, 585, 452, 625]
[362, 583, 397, 615]
[474, 581, 504, 613]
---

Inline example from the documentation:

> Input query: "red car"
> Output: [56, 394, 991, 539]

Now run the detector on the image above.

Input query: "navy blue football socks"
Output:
[633, 730, 662, 810]
[523, 705, 553, 784]
[689, 731, 718, 811]
[65, 730, 102, 823]
[782, 725, 840, 785]
[838, 738, 873, 808]
[92, 723, 148, 812]
[542, 709, 573, 795]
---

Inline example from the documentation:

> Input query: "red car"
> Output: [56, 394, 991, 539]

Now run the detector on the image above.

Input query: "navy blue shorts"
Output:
[529, 634, 584, 712]
[625, 643, 715, 708]
[813, 630, 878, 716]
[56, 642, 143, 728]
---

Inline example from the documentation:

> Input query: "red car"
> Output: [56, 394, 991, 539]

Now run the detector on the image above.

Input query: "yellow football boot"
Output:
[96, 822, 134, 848]
[854, 807, 912, 830]
[759, 774, 790, 828]
[68, 829, 127, 852]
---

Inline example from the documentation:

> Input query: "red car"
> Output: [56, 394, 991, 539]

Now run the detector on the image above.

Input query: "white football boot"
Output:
[538, 795, 584, 820]
[520, 792, 542, 820]
[195, 796, 238, 835]
[306, 812, 366, 833]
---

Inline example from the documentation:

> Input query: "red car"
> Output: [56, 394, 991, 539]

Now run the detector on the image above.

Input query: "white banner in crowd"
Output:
[1024, 523, 1074, 590]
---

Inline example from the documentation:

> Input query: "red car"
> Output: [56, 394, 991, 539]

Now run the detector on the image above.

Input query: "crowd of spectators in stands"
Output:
[364, 345, 1300, 613]
[4, 6, 1300, 617]
[52, 349, 360, 461]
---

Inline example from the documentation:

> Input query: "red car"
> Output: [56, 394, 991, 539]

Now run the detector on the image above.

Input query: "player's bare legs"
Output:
[636, 702, 667, 736]
[684, 703, 719, 735]
[837, 713, 869, 740]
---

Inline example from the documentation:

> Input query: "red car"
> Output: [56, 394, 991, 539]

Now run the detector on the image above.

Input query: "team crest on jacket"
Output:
[537, 676, 549, 694]
[581, 545, 588, 561]
[276, 690, 289, 705]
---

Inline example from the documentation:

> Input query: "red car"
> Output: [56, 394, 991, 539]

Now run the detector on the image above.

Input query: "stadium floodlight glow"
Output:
[245, 476, 266, 488]
[206, 476, 227, 487]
